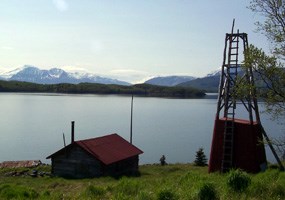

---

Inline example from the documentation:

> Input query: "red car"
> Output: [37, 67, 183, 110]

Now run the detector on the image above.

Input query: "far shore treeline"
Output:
[0, 80, 205, 98]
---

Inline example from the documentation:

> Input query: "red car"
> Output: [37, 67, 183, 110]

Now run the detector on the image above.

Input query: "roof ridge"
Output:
[76, 133, 118, 142]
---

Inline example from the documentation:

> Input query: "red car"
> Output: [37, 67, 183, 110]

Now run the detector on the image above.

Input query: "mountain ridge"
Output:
[143, 73, 221, 92]
[178, 67, 244, 92]
[0, 65, 223, 91]
[178, 75, 220, 92]
[144, 75, 196, 86]
[0, 65, 131, 85]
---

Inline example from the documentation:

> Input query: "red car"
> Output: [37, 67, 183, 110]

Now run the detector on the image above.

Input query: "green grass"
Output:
[0, 164, 284, 199]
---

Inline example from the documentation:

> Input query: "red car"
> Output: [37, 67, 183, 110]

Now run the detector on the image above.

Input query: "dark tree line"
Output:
[0, 80, 205, 98]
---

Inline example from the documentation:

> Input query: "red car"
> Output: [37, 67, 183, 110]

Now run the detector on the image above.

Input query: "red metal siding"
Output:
[209, 118, 267, 173]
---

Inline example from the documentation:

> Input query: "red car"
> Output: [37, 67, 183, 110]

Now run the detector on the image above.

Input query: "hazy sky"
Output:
[0, 0, 268, 83]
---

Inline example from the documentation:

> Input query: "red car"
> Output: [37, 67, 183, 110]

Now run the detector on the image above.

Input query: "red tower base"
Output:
[208, 118, 267, 173]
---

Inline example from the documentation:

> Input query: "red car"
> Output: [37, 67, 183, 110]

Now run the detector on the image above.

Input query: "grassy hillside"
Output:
[0, 164, 284, 199]
[0, 80, 205, 98]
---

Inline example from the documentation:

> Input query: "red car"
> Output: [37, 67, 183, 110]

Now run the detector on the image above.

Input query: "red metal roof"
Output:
[47, 133, 143, 165]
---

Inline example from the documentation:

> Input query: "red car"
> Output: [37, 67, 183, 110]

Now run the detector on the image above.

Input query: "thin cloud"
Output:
[109, 69, 149, 80]
[110, 69, 148, 75]
[53, 0, 69, 12]
[1, 46, 14, 50]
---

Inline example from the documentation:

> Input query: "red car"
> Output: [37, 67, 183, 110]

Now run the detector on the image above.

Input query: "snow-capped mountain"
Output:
[0, 65, 130, 85]
[206, 65, 243, 77]
[0, 67, 25, 79]
[142, 69, 221, 91]
[206, 68, 221, 77]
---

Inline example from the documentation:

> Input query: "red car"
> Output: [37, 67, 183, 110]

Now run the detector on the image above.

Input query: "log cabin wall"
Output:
[51, 145, 101, 178]
[103, 155, 139, 176]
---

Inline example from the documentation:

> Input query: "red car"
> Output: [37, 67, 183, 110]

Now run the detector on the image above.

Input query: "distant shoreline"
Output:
[0, 80, 206, 99]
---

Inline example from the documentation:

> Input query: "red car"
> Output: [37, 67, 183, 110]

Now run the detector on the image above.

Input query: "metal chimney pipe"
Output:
[71, 121, 75, 143]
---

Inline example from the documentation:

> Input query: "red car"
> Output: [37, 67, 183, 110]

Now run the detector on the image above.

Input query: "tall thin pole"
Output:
[71, 121, 75, 143]
[231, 18, 235, 34]
[130, 94, 134, 144]
[63, 133, 66, 147]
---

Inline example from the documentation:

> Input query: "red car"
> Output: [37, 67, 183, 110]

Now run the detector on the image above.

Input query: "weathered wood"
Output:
[51, 145, 140, 178]
[51, 146, 101, 178]
[48, 133, 143, 178]
[103, 156, 139, 176]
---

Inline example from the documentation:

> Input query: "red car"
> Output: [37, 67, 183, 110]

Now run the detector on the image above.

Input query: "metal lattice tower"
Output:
[215, 20, 284, 172]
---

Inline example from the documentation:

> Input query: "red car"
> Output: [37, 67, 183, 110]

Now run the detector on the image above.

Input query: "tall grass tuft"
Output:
[137, 191, 153, 200]
[114, 192, 129, 200]
[0, 184, 39, 199]
[84, 185, 106, 198]
[115, 177, 141, 197]
[157, 188, 177, 200]
[227, 169, 251, 192]
[249, 169, 285, 199]
[196, 182, 218, 200]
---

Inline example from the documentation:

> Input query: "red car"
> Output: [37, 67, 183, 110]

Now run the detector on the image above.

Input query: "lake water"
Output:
[0, 93, 284, 165]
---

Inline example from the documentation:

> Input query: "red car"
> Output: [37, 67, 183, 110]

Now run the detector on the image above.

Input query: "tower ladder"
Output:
[221, 30, 240, 172]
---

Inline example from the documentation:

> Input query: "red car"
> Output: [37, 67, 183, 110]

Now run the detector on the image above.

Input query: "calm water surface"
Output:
[0, 93, 283, 164]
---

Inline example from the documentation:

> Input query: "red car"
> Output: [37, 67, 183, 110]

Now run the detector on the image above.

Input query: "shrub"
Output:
[197, 182, 218, 200]
[268, 164, 280, 169]
[157, 189, 177, 200]
[160, 155, 167, 166]
[227, 169, 251, 192]
[194, 148, 208, 166]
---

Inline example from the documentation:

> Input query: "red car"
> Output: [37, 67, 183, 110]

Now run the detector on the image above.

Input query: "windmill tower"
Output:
[208, 21, 283, 173]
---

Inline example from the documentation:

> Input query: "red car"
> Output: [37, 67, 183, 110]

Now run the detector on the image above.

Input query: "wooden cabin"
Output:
[46, 133, 143, 178]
